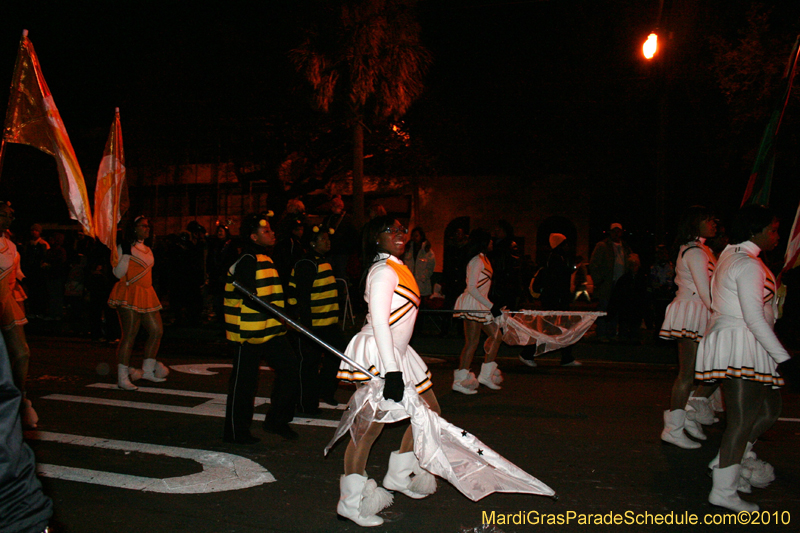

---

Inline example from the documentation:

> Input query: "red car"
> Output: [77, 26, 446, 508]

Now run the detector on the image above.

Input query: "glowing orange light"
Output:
[643, 33, 658, 59]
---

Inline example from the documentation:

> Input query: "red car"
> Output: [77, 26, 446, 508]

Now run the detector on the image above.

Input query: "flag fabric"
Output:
[2, 31, 95, 237]
[325, 380, 556, 502]
[781, 201, 800, 279]
[93, 109, 128, 265]
[741, 36, 800, 207]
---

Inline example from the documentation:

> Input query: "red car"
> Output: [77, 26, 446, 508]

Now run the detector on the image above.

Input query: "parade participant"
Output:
[336, 215, 438, 527]
[452, 229, 504, 394]
[0, 202, 38, 427]
[223, 213, 300, 443]
[287, 223, 343, 411]
[108, 216, 169, 391]
[696, 205, 789, 512]
[659, 206, 718, 449]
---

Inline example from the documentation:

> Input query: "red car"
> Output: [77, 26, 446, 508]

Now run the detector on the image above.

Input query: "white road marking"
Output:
[168, 363, 271, 376]
[26, 431, 275, 493]
[42, 384, 342, 427]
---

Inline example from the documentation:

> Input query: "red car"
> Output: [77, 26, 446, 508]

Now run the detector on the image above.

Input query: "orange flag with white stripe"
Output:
[93, 108, 128, 265]
[2, 30, 95, 237]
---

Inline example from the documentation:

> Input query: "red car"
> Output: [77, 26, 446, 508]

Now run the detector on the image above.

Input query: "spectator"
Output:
[489, 219, 521, 311]
[21, 223, 48, 319]
[589, 222, 632, 341]
[520, 233, 581, 367]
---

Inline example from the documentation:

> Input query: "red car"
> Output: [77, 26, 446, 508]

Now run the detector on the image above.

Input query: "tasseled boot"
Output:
[142, 358, 167, 382]
[337, 473, 392, 527]
[477, 362, 503, 390]
[660, 409, 700, 449]
[118, 364, 138, 390]
[382, 451, 437, 499]
[709, 465, 758, 512]
[452, 369, 478, 395]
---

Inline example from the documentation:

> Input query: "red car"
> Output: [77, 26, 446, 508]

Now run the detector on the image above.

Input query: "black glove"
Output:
[383, 372, 404, 402]
[490, 304, 502, 318]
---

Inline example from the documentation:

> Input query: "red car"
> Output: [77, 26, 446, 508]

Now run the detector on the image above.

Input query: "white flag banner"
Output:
[502, 310, 606, 356]
[325, 380, 556, 502]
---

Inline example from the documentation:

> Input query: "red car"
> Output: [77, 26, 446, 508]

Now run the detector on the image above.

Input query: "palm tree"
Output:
[290, 0, 431, 226]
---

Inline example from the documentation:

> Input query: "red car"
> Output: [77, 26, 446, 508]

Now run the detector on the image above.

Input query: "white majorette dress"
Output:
[454, 253, 493, 323]
[337, 254, 432, 394]
[695, 241, 789, 388]
[659, 238, 716, 341]
[108, 242, 162, 313]
[0, 235, 28, 330]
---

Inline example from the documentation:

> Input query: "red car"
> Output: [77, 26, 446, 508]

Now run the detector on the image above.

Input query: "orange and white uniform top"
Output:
[0, 234, 28, 330]
[695, 241, 789, 388]
[108, 241, 162, 313]
[454, 253, 494, 323]
[338, 254, 432, 394]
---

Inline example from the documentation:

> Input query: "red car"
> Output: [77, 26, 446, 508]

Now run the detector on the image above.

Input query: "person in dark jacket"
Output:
[520, 233, 581, 366]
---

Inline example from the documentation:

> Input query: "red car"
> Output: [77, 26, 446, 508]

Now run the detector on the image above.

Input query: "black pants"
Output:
[294, 325, 344, 411]
[223, 335, 299, 441]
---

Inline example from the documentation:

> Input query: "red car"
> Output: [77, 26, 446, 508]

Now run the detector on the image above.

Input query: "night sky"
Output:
[1, 1, 799, 248]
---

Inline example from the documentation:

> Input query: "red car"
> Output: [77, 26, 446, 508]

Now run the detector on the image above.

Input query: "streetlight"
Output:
[643, 32, 658, 60]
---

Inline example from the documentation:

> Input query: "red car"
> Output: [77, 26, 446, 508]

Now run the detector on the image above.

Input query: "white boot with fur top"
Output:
[383, 451, 437, 499]
[337, 473, 392, 527]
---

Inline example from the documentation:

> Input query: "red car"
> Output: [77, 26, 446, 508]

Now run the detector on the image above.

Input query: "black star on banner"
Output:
[477, 449, 484, 456]
[461, 430, 468, 437]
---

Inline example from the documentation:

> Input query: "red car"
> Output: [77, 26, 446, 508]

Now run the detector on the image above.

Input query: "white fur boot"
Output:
[383, 451, 437, 499]
[741, 442, 775, 488]
[452, 369, 478, 395]
[142, 358, 167, 382]
[337, 473, 392, 527]
[709, 465, 758, 512]
[707, 451, 751, 493]
[683, 416, 707, 440]
[478, 362, 503, 390]
[118, 364, 138, 390]
[687, 394, 718, 425]
[660, 409, 700, 449]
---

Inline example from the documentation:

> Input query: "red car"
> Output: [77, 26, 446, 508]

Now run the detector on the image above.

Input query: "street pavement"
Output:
[20, 318, 800, 533]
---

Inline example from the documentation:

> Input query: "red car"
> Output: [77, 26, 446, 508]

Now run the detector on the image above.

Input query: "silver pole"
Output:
[418, 309, 492, 314]
[232, 281, 375, 379]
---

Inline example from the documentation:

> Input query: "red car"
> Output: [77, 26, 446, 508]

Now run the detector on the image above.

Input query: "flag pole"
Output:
[232, 281, 375, 378]
[0, 139, 6, 180]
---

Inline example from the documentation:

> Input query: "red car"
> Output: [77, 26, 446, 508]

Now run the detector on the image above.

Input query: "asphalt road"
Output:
[20, 323, 800, 533]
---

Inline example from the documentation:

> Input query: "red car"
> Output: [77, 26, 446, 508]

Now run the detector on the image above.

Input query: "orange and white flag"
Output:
[93, 108, 128, 265]
[2, 30, 94, 237]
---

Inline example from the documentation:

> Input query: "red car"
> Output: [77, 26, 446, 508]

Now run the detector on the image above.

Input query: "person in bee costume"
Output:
[223, 212, 300, 443]
[287, 223, 344, 412]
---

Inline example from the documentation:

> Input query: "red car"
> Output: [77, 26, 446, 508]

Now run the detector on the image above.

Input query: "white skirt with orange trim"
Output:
[659, 297, 709, 341]
[337, 332, 432, 394]
[454, 292, 492, 323]
[695, 324, 784, 388]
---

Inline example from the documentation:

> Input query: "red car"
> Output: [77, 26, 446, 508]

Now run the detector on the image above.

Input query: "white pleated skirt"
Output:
[659, 298, 709, 341]
[337, 332, 432, 393]
[454, 292, 491, 323]
[695, 325, 784, 388]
